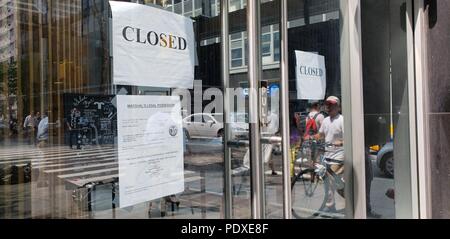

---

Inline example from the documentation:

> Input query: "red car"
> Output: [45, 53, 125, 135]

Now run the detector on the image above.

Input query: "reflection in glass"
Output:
[0, 0, 225, 219]
[287, 0, 346, 219]
[362, 0, 412, 219]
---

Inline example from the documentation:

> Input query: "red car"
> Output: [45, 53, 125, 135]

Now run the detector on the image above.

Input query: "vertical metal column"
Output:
[413, 0, 431, 219]
[405, 0, 419, 219]
[280, 0, 292, 219]
[109, 8, 114, 95]
[220, 0, 233, 219]
[340, 0, 366, 219]
[247, 0, 265, 219]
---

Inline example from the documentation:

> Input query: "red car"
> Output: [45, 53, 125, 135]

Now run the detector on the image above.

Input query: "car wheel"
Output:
[381, 154, 394, 178]
[217, 129, 224, 138]
[184, 129, 191, 140]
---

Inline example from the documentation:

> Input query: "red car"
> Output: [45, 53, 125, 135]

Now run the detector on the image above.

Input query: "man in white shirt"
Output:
[307, 96, 344, 212]
[23, 111, 36, 145]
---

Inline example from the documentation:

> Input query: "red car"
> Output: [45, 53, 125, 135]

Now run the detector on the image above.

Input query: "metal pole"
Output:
[109, 8, 114, 95]
[280, 0, 292, 219]
[220, 0, 233, 219]
[247, 0, 264, 219]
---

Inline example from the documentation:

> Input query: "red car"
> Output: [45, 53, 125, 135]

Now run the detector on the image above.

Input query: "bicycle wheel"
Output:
[291, 168, 327, 219]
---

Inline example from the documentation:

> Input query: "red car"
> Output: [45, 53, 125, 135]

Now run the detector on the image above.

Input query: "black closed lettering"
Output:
[178, 37, 187, 50]
[122, 26, 188, 51]
[147, 31, 159, 46]
[299, 66, 323, 77]
[122, 26, 135, 42]
[136, 28, 147, 44]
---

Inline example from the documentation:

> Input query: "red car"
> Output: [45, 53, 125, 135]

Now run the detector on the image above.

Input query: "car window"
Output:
[231, 113, 248, 123]
[184, 115, 197, 122]
[189, 115, 205, 123]
[203, 115, 213, 123]
[211, 114, 224, 123]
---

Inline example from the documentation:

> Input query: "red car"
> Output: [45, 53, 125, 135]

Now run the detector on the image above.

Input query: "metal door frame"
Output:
[412, 0, 431, 219]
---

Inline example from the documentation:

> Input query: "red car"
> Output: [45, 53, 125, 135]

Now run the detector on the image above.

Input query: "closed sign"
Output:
[110, 1, 195, 89]
[295, 50, 327, 100]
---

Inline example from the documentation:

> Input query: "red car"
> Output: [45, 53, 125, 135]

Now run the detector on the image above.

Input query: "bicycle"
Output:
[291, 139, 345, 219]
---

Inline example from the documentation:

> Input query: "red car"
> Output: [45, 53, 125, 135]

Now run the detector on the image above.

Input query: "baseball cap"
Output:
[325, 96, 340, 106]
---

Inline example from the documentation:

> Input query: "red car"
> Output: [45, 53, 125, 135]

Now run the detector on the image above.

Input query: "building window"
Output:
[230, 25, 280, 70]
[273, 31, 280, 62]
[229, 0, 246, 13]
[193, 0, 202, 16]
[261, 26, 271, 57]
[184, 0, 193, 17]
[173, 0, 182, 14]
[211, 0, 220, 17]
[230, 32, 244, 68]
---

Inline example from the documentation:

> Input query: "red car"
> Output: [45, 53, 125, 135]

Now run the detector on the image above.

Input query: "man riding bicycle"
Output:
[305, 96, 344, 213]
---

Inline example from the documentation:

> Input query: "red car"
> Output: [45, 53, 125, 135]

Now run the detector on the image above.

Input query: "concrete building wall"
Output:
[424, 0, 450, 219]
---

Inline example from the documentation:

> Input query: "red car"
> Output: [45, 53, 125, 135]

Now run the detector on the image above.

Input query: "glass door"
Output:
[223, 0, 361, 219]
[222, 0, 253, 219]
[285, 0, 353, 219]
[361, 0, 416, 219]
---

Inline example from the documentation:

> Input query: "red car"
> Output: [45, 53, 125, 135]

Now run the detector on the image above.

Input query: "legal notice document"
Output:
[116, 95, 184, 208]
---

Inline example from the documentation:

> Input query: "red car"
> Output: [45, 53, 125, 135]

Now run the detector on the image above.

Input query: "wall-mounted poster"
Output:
[63, 94, 117, 146]
[116, 95, 184, 208]
[295, 50, 327, 100]
[110, 1, 195, 89]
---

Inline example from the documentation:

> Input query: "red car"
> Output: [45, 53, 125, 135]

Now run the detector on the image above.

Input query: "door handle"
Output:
[227, 137, 282, 148]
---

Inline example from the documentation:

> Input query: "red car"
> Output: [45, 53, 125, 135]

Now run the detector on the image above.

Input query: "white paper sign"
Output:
[117, 95, 184, 208]
[295, 50, 327, 100]
[110, 1, 195, 89]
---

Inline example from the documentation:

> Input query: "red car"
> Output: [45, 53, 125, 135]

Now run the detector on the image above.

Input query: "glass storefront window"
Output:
[0, 0, 227, 219]
[0, 0, 425, 220]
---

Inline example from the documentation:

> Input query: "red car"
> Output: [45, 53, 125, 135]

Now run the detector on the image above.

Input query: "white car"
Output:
[183, 113, 224, 139]
[229, 113, 249, 139]
[182, 113, 249, 139]
[214, 112, 249, 139]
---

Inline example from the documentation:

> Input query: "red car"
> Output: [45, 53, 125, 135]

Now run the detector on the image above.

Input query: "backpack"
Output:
[303, 113, 320, 138]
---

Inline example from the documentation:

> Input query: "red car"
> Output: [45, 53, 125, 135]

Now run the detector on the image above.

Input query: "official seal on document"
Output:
[169, 126, 178, 137]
